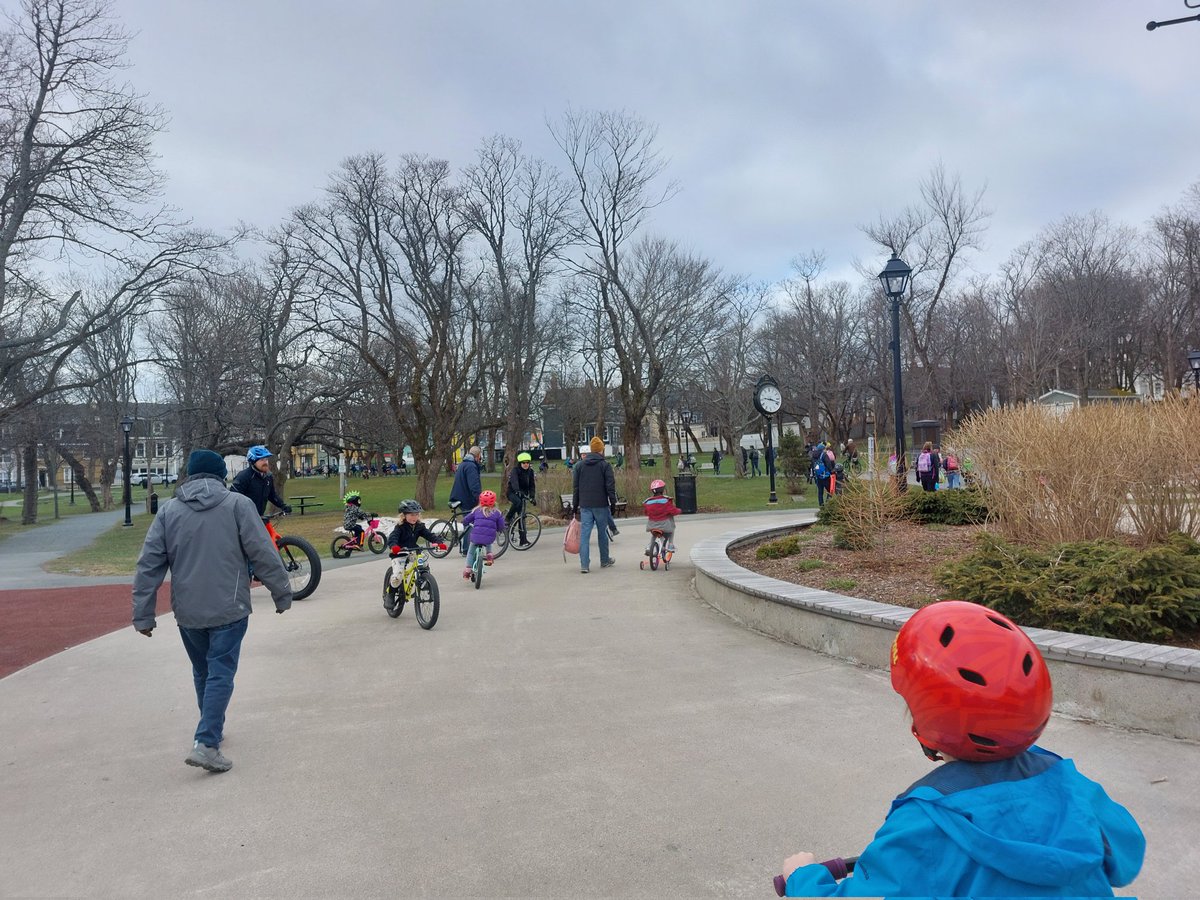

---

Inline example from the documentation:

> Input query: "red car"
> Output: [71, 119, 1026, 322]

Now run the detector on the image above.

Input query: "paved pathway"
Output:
[0, 512, 1195, 897]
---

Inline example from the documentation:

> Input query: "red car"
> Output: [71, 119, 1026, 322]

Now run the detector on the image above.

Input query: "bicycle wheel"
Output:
[331, 535, 353, 559]
[649, 537, 660, 571]
[383, 569, 406, 618]
[492, 522, 511, 559]
[367, 532, 387, 554]
[278, 536, 322, 600]
[426, 520, 455, 558]
[473, 550, 483, 590]
[511, 513, 542, 550]
[414, 572, 440, 629]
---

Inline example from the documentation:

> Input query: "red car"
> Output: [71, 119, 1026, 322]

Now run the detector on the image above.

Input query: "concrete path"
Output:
[0, 512, 1195, 897]
[0, 504, 134, 589]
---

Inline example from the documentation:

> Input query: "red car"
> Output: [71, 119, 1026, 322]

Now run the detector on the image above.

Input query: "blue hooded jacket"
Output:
[785, 747, 1144, 897]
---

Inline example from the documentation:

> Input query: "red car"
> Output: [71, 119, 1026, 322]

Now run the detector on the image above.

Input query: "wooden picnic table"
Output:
[290, 495, 324, 515]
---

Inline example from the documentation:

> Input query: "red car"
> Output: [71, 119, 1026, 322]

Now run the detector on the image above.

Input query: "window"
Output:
[154, 441, 168, 459]
[135, 442, 146, 459]
[152, 420, 164, 435]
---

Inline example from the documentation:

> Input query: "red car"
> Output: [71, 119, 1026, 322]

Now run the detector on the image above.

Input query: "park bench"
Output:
[291, 495, 324, 515]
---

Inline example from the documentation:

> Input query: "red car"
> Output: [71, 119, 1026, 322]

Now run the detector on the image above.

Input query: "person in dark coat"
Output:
[571, 436, 618, 574]
[448, 445, 484, 553]
[506, 451, 537, 547]
[229, 445, 291, 517]
[711, 448, 722, 474]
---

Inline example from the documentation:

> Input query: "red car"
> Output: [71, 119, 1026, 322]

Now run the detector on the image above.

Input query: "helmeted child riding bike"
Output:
[230, 445, 292, 517]
[386, 500, 442, 555]
[643, 479, 681, 555]
[341, 490, 370, 550]
[461, 490, 505, 580]
[779, 600, 1145, 897]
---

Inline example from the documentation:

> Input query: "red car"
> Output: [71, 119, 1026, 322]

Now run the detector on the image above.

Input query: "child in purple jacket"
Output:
[461, 490, 506, 579]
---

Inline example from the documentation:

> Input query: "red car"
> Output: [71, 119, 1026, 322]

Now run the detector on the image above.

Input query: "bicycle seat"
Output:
[449, 500, 462, 510]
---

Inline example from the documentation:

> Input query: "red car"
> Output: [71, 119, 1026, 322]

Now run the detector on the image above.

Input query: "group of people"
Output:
[914, 441, 964, 492]
[130, 442, 1145, 898]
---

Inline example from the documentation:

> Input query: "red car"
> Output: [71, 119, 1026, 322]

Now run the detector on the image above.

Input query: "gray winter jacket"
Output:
[132, 473, 293, 630]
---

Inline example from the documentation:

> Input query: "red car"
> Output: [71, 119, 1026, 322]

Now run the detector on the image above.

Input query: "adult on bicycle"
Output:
[230, 445, 292, 518]
[448, 445, 484, 555]
[506, 451, 537, 548]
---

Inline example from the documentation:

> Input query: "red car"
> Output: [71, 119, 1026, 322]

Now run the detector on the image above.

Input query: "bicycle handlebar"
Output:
[773, 857, 857, 896]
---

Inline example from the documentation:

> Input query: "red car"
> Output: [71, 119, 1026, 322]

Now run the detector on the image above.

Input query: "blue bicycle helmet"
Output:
[247, 445, 272, 462]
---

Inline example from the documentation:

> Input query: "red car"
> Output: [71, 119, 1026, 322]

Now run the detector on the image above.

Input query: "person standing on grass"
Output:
[132, 449, 292, 774]
[572, 436, 618, 574]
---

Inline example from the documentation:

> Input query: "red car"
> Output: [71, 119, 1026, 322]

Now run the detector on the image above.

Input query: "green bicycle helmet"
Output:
[343, 491, 362, 504]
[517, 452, 532, 463]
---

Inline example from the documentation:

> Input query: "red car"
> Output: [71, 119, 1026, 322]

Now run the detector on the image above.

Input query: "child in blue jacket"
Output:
[781, 601, 1145, 897]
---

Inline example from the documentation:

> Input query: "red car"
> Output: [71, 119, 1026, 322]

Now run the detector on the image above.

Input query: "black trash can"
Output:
[674, 473, 697, 515]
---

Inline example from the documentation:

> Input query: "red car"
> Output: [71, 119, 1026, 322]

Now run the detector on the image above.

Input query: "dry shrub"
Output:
[831, 462, 906, 550]
[951, 398, 1200, 546]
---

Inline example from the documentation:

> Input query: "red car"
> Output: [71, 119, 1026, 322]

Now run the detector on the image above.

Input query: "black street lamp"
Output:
[879, 252, 913, 492]
[680, 409, 693, 469]
[121, 415, 134, 527]
[1188, 349, 1200, 394]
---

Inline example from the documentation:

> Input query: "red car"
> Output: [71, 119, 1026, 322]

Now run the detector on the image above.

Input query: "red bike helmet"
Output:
[479, 490, 497, 507]
[650, 479, 666, 493]
[891, 601, 1052, 762]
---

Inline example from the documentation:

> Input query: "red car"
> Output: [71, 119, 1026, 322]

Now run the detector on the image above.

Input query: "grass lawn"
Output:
[38, 466, 815, 576]
[0, 488, 112, 542]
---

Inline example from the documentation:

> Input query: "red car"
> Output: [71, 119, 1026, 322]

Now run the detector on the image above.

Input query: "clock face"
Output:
[757, 383, 782, 413]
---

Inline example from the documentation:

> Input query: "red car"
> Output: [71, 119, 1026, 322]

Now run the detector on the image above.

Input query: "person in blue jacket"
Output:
[781, 601, 1145, 898]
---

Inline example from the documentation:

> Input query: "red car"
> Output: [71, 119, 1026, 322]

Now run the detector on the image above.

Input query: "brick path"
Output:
[0, 583, 171, 678]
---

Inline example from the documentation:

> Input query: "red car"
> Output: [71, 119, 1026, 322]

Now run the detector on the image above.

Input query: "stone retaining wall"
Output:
[691, 516, 1200, 742]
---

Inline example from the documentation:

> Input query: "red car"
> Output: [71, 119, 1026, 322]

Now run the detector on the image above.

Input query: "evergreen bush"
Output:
[936, 531, 1200, 641]
[755, 535, 803, 560]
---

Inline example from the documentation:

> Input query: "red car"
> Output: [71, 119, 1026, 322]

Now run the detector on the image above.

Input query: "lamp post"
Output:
[878, 252, 913, 492]
[680, 409, 692, 470]
[1188, 349, 1200, 395]
[121, 415, 134, 526]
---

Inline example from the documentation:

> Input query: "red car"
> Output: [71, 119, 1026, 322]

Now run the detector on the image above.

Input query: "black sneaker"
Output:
[601, 558, 616, 568]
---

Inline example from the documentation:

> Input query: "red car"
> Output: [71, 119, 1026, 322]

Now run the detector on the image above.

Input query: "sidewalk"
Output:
[0, 511, 1194, 897]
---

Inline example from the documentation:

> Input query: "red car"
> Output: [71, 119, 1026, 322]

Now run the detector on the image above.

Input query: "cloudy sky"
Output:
[101, 0, 1200, 287]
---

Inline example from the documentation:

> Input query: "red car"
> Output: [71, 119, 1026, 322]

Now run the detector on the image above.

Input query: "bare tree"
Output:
[462, 134, 575, 477]
[861, 163, 991, 417]
[297, 154, 482, 508]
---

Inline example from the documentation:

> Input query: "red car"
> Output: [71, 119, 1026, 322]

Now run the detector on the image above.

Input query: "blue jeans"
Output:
[178, 616, 248, 748]
[816, 476, 831, 507]
[578, 507, 612, 570]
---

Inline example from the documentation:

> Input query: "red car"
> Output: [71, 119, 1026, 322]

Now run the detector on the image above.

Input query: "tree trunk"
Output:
[21, 445, 38, 525]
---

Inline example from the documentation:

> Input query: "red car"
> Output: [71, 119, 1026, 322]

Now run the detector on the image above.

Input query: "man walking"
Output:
[132, 449, 292, 773]
[750, 446, 761, 477]
[449, 445, 484, 554]
[572, 436, 618, 574]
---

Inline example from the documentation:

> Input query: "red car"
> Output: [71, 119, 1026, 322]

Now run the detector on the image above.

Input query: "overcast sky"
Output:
[99, 0, 1200, 287]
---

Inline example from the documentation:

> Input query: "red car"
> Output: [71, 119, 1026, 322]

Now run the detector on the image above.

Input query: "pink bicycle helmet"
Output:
[650, 479, 666, 493]
[479, 490, 497, 507]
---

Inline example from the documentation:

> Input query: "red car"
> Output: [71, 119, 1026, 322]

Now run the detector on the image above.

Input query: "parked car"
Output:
[133, 471, 177, 489]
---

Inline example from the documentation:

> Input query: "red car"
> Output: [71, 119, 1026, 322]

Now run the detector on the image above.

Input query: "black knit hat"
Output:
[187, 449, 227, 479]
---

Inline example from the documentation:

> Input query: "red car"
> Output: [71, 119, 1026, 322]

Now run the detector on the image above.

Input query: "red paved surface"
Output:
[0, 583, 171, 679]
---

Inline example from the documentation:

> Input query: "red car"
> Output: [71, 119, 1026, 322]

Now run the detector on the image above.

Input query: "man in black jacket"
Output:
[571, 436, 617, 574]
[229, 445, 291, 517]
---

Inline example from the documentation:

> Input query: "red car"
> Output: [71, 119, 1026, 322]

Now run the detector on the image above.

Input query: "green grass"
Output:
[38, 466, 811, 576]
[0, 488, 108, 541]
[825, 577, 858, 592]
[796, 558, 826, 572]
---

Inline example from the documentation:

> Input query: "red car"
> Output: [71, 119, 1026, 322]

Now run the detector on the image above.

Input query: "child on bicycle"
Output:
[342, 490, 370, 549]
[386, 499, 443, 554]
[460, 490, 506, 580]
[780, 600, 1145, 897]
[643, 479, 681, 555]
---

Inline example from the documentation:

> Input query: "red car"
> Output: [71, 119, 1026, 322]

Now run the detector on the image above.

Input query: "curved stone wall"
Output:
[691, 515, 1200, 741]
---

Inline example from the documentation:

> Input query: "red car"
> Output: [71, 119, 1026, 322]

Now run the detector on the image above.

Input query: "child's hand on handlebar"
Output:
[782, 851, 816, 878]
[390, 545, 403, 557]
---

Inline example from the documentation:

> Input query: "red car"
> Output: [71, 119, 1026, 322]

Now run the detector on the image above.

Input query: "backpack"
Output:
[917, 451, 933, 473]
[945, 454, 959, 472]
[813, 456, 828, 479]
